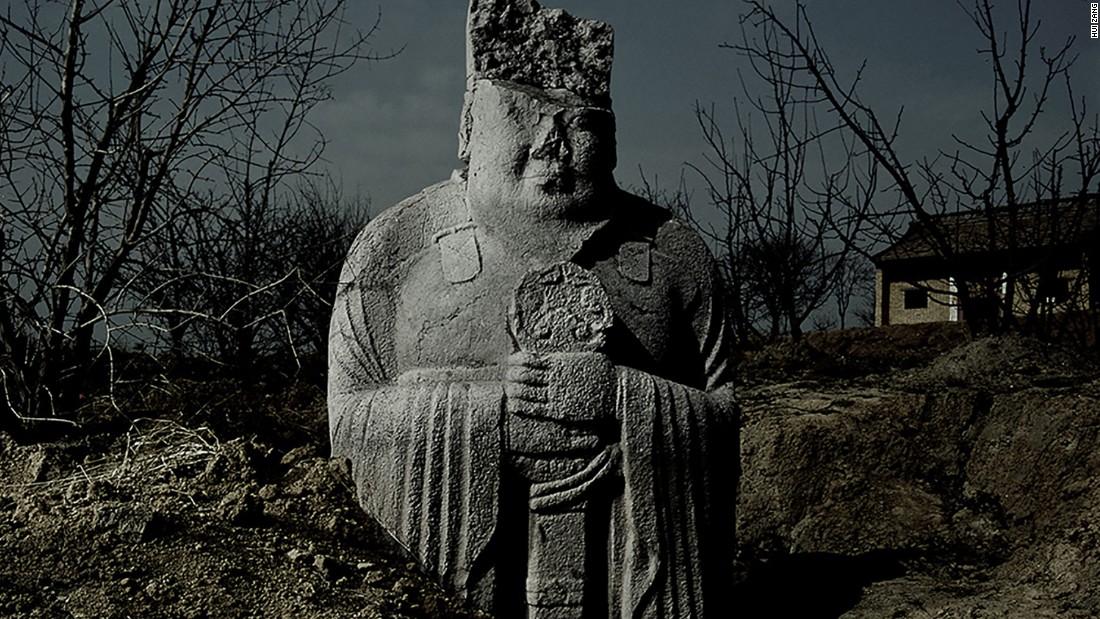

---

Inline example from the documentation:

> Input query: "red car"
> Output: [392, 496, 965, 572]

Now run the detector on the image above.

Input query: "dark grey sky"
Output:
[314, 1, 1097, 212]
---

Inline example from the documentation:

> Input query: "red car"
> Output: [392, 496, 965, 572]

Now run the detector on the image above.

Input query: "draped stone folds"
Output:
[327, 189, 739, 616]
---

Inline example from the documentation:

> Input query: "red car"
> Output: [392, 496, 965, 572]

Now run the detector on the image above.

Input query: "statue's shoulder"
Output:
[612, 191, 716, 272]
[341, 175, 469, 287]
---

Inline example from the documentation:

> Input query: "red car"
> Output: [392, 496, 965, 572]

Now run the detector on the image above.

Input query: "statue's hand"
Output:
[503, 351, 616, 458]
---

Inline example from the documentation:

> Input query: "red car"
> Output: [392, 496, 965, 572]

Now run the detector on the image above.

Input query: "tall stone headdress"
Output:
[459, 0, 615, 160]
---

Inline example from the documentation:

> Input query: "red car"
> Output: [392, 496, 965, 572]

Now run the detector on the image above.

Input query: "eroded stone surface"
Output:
[466, 0, 613, 103]
[510, 261, 613, 353]
[329, 2, 737, 617]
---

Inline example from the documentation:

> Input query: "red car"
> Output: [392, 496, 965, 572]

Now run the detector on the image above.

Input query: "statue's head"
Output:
[460, 0, 616, 219]
[464, 80, 616, 219]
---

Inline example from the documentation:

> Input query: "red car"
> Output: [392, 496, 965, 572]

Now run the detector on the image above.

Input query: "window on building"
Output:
[1038, 275, 1072, 305]
[904, 288, 928, 309]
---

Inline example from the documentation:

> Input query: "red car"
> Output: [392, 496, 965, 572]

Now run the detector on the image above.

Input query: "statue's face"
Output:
[466, 81, 616, 220]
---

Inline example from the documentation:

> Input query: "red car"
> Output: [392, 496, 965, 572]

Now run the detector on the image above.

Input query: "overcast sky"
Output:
[315, 1, 1098, 214]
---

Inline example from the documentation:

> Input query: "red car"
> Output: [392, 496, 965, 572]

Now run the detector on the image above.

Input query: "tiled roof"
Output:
[873, 195, 1100, 264]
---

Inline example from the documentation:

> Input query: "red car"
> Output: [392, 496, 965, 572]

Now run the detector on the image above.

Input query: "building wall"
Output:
[1009, 268, 1091, 315]
[885, 278, 956, 325]
[876, 268, 1093, 326]
[874, 268, 885, 327]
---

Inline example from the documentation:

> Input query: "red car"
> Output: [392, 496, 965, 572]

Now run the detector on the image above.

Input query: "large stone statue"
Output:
[328, 1, 738, 616]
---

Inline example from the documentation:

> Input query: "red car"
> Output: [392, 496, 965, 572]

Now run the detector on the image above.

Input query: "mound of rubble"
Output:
[0, 399, 487, 618]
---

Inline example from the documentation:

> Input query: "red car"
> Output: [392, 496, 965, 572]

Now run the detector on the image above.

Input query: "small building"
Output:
[872, 196, 1099, 326]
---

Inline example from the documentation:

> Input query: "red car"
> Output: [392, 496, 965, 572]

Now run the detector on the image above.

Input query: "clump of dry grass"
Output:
[122, 418, 221, 476]
[21, 418, 222, 492]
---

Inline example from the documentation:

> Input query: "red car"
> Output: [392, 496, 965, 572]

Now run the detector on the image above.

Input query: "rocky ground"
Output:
[0, 375, 489, 619]
[737, 326, 1100, 618]
[2, 324, 1099, 617]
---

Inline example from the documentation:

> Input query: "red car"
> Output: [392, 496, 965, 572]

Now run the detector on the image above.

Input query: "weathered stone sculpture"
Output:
[328, 1, 738, 616]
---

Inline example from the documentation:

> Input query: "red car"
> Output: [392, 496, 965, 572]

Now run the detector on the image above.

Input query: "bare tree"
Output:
[142, 180, 367, 375]
[683, 9, 880, 341]
[276, 181, 369, 367]
[0, 0, 377, 433]
[736, 0, 1099, 334]
[639, 168, 759, 346]
[832, 253, 875, 330]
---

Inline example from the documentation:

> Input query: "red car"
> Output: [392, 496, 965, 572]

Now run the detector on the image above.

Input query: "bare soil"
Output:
[2, 324, 1098, 617]
[0, 376, 488, 619]
[737, 326, 1100, 618]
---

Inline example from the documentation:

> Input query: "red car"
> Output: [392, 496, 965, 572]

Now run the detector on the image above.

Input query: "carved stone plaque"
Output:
[510, 261, 613, 354]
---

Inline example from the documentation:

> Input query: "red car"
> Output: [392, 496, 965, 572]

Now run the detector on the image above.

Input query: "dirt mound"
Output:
[738, 333, 1100, 617]
[3, 329, 1100, 617]
[0, 420, 487, 619]
[903, 333, 1100, 390]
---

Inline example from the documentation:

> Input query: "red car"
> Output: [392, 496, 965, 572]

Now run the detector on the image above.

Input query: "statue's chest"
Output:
[590, 246, 675, 368]
[393, 233, 526, 372]
[392, 229, 677, 373]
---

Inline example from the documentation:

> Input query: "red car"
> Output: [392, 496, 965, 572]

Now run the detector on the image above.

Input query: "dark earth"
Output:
[3, 323, 1100, 618]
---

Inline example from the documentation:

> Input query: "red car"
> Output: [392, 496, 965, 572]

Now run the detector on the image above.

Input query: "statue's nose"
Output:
[530, 115, 571, 163]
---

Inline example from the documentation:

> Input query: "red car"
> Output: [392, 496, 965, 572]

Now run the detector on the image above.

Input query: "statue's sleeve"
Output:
[612, 224, 738, 618]
[327, 218, 502, 596]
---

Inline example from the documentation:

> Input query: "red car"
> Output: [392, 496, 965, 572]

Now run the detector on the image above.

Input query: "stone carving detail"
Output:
[510, 262, 618, 617]
[329, 1, 738, 616]
[466, 0, 613, 104]
[511, 261, 613, 354]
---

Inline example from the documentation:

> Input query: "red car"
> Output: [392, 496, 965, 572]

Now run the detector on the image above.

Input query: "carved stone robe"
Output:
[328, 177, 738, 617]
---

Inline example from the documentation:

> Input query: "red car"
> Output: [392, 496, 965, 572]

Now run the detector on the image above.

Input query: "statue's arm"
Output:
[619, 230, 738, 420]
[326, 210, 430, 459]
[328, 272, 503, 580]
[327, 276, 397, 450]
[328, 178, 472, 417]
